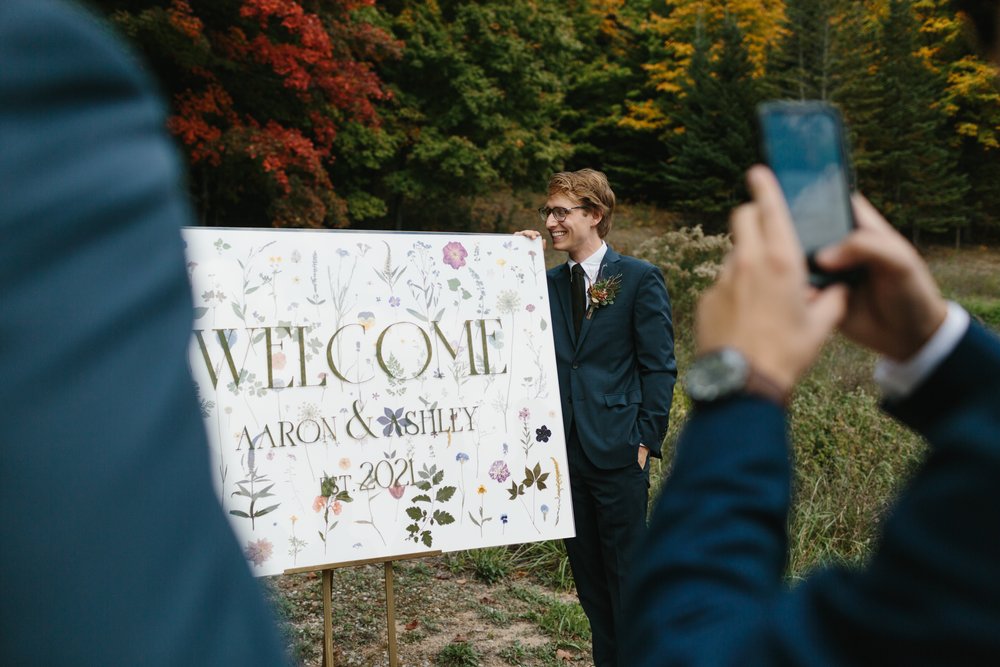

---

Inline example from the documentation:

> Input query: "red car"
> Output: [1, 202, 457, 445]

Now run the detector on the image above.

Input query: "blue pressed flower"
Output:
[456, 452, 469, 463]
[500, 514, 508, 524]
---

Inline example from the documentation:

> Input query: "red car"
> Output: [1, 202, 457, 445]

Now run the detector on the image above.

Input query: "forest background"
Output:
[87, 1, 1000, 664]
[92, 0, 999, 244]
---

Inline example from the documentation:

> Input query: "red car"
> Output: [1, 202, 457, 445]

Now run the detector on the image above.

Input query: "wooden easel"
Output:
[285, 550, 441, 667]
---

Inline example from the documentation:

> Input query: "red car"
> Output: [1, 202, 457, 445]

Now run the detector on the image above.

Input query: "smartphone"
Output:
[757, 101, 859, 287]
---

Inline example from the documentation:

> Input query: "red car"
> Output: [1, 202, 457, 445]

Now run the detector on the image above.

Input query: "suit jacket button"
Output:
[572, 362, 579, 369]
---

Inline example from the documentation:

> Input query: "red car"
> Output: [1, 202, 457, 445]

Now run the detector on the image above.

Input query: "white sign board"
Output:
[183, 229, 572, 576]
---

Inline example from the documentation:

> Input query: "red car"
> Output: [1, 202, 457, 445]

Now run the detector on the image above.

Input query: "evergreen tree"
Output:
[370, 0, 577, 231]
[661, 19, 761, 229]
[846, 0, 969, 241]
[767, 0, 847, 101]
[560, 0, 665, 202]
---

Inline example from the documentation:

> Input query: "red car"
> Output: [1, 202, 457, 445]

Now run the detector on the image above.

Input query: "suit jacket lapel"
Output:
[575, 246, 622, 350]
[551, 263, 576, 344]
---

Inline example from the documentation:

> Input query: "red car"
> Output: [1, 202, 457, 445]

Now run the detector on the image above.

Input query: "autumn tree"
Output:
[99, 0, 399, 228]
[913, 0, 1000, 239]
[638, 0, 786, 98]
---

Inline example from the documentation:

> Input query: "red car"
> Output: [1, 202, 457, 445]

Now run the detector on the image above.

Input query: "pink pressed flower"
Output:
[389, 483, 406, 499]
[338, 457, 351, 470]
[332, 500, 343, 516]
[272, 351, 287, 370]
[526, 304, 536, 313]
[245, 538, 273, 567]
[518, 408, 530, 422]
[442, 241, 468, 269]
[313, 495, 327, 512]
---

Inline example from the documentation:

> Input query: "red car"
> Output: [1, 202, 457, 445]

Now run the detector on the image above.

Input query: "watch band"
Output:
[744, 366, 790, 407]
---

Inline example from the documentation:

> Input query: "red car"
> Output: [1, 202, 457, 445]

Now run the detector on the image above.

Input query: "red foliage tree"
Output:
[104, 0, 400, 228]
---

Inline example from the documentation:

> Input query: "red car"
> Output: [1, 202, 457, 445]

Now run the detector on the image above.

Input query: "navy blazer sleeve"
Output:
[0, 1, 288, 664]
[633, 264, 677, 458]
[624, 321, 1000, 666]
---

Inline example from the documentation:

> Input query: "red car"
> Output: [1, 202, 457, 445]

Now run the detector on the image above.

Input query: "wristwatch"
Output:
[684, 347, 789, 407]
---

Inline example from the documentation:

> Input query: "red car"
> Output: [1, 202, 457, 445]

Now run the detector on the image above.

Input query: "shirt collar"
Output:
[567, 242, 608, 283]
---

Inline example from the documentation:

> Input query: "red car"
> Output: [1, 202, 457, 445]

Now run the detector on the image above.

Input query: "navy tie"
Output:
[571, 263, 586, 337]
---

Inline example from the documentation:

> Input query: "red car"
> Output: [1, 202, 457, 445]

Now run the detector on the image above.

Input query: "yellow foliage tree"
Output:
[642, 0, 788, 95]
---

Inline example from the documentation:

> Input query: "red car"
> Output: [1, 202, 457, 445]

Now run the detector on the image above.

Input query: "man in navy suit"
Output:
[521, 168, 676, 666]
[1, 1, 288, 663]
[624, 2, 1000, 658]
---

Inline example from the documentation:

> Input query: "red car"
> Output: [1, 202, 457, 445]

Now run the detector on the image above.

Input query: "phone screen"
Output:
[758, 103, 854, 255]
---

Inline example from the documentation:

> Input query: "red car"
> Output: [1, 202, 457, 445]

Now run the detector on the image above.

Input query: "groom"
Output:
[520, 168, 676, 666]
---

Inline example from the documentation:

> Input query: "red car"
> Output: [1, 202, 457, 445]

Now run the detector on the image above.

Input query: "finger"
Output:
[815, 226, 897, 274]
[746, 165, 800, 253]
[729, 202, 762, 257]
[851, 193, 895, 234]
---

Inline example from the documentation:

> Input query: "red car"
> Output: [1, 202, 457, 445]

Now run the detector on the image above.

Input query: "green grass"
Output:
[436, 640, 481, 667]
[509, 585, 590, 645]
[509, 540, 574, 591]
[498, 640, 530, 665]
[452, 546, 514, 584]
[959, 295, 1000, 330]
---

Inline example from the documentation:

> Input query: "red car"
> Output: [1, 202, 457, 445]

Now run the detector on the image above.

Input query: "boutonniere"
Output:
[586, 273, 623, 319]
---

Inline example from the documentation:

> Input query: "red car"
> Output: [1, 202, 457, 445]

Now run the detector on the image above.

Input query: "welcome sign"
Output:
[183, 229, 572, 576]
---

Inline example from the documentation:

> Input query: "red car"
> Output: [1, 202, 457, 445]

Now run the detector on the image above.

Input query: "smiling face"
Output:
[544, 193, 604, 263]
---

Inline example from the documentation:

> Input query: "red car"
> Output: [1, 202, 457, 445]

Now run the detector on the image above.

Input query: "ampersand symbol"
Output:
[346, 399, 377, 440]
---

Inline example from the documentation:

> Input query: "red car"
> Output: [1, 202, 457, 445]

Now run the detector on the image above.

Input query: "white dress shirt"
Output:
[874, 301, 970, 400]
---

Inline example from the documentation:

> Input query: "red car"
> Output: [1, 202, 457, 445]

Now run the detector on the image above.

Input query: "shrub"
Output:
[632, 225, 731, 323]
[786, 338, 927, 576]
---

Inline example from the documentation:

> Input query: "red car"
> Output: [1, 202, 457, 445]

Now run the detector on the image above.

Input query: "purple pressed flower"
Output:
[535, 425, 552, 442]
[377, 407, 411, 437]
[389, 296, 401, 307]
[518, 408, 530, 422]
[489, 460, 510, 483]
[442, 241, 468, 269]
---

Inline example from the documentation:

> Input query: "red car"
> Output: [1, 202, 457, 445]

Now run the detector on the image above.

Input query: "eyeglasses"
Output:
[537, 206, 587, 223]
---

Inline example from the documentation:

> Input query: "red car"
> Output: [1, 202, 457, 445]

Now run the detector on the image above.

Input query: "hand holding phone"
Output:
[756, 101, 860, 287]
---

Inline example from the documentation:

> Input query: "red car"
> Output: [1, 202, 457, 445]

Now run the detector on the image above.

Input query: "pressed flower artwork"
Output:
[185, 229, 572, 575]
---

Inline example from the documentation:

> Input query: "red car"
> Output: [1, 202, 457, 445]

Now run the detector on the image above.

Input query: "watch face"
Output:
[684, 348, 749, 402]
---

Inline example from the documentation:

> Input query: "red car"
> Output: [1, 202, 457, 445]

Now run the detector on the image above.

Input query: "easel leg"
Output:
[385, 561, 398, 667]
[323, 569, 334, 667]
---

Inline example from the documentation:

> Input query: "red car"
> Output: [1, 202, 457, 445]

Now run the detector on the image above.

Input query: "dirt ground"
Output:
[267, 554, 594, 666]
